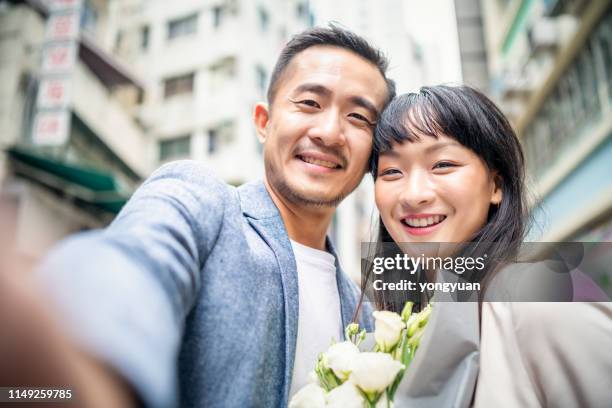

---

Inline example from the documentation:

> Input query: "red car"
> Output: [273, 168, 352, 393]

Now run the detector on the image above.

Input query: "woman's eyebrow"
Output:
[424, 141, 462, 153]
[379, 149, 400, 157]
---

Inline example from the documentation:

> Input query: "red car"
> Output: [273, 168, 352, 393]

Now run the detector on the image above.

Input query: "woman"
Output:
[366, 85, 612, 407]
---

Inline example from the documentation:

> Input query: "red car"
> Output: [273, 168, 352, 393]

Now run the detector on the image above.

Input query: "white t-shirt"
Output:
[288, 240, 342, 398]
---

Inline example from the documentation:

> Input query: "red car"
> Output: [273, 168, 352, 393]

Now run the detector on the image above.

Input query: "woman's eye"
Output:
[433, 161, 457, 170]
[379, 168, 401, 177]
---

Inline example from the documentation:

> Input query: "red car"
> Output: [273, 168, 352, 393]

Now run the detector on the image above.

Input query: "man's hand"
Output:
[0, 250, 138, 407]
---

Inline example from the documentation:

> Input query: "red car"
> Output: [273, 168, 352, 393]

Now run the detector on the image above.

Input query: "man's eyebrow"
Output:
[292, 83, 331, 97]
[349, 96, 380, 119]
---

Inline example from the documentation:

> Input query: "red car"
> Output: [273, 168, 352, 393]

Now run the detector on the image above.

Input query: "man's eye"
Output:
[433, 161, 457, 169]
[294, 99, 320, 108]
[349, 113, 375, 126]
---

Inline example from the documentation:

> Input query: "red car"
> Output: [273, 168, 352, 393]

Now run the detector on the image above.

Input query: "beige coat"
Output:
[474, 302, 612, 407]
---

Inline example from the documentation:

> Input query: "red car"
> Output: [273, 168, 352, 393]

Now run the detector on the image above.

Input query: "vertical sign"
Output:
[32, 0, 82, 146]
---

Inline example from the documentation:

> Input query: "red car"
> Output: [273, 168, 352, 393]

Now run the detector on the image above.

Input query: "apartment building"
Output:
[477, 0, 611, 242]
[0, 0, 149, 258]
[108, 0, 313, 184]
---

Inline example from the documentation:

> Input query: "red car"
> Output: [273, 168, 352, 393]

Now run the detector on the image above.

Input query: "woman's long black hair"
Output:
[355, 85, 531, 315]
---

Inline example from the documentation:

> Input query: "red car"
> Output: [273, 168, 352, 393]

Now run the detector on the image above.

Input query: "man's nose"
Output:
[308, 110, 346, 146]
[398, 170, 436, 209]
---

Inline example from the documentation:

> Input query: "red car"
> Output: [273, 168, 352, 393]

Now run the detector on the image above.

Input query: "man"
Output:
[36, 25, 396, 407]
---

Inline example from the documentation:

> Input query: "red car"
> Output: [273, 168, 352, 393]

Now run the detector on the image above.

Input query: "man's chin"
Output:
[279, 182, 346, 208]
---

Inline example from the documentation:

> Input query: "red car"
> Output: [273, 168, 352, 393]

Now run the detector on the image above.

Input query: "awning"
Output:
[6, 147, 132, 214]
[79, 34, 145, 91]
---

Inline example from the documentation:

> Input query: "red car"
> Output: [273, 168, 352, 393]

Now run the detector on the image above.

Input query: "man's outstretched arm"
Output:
[0, 267, 138, 408]
[34, 160, 226, 407]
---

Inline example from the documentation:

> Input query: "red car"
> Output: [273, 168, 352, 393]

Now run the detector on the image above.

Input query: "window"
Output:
[209, 57, 236, 90]
[257, 6, 269, 32]
[208, 128, 218, 154]
[168, 13, 198, 40]
[296, 2, 307, 18]
[80, 0, 98, 34]
[207, 121, 235, 154]
[212, 5, 224, 29]
[576, 46, 599, 121]
[115, 30, 123, 51]
[255, 65, 267, 94]
[159, 135, 191, 161]
[140, 25, 150, 50]
[164, 72, 195, 99]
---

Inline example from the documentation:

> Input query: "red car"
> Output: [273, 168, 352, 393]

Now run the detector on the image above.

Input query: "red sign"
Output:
[32, 111, 70, 146]
[47, 12, 80, 40]
[42, 42, 76, 73]
[37, 77, 72, 109]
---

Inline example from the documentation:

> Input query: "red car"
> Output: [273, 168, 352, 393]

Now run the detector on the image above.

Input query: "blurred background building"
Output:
[464, 0, 612, 244]
[454, 0, 611, 289]
[0, 0, 461, 278]
[1, 0, 609, 282]
[107, 0, 312, 182]
[0, 0, 149, 260]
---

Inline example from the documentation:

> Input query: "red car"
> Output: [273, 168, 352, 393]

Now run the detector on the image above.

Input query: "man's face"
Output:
[255, 45, 389, 207]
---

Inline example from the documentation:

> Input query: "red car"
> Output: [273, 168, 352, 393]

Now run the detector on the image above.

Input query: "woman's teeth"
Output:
[402, 215, 446, 228]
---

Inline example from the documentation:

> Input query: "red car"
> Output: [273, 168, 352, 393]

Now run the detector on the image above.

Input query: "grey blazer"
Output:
[38, 160, 373, 408]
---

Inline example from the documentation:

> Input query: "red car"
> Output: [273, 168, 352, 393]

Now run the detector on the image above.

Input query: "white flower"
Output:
[326, 381, 366, 408]
[307, 370, 319, 385]
[326, 341, 360, 381]
[350, 352, 404, 394]
[289, 384, 326, 408]
[373, 311, 405, 351]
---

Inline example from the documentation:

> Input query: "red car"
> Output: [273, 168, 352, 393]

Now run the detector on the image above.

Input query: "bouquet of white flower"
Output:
[289, 302, 432, 408]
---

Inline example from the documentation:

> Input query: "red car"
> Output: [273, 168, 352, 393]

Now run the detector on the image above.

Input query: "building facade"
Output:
[478, 0, 611, 242]
[107, 0, 313, 184]
[456, 0, 612, 291]
[0, 0, 149, 259]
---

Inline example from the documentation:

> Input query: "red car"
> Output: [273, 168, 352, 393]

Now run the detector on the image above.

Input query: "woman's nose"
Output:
[398, 170, 436, 209]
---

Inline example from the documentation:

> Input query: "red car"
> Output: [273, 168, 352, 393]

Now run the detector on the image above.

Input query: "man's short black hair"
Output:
[267, 24, 396, 105]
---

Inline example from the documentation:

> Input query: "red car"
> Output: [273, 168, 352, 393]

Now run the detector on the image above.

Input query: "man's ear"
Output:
[491, 172, 503, 205]
[253, 102, 270, 144]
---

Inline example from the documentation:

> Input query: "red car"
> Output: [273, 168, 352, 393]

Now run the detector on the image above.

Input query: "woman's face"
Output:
[375, 132, 502, 244]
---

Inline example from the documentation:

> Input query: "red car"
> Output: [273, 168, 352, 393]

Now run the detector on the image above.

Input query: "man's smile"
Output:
[295, 151, 345, 173]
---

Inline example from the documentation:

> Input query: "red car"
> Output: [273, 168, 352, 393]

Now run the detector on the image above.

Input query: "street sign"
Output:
[41, 42, 77, 74]
[32, 0, 82, 146]
[46, 11, 81, 41]
[32, 110, 70, 146]
[37, 77, 72, 109]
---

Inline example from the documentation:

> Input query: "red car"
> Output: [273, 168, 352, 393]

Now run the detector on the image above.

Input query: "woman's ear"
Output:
[253, 103, 269, 144]
[491, 172, 503, 205]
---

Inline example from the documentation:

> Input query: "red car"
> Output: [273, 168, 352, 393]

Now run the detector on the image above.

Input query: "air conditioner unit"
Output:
[527, 17, 558, 54]
[527, 15, 578, 55]
[500, 73, 534, 100]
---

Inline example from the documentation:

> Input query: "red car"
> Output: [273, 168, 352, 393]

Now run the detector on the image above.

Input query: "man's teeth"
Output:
[300, 156, 339, 169]
[403, 215, 446, 228]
